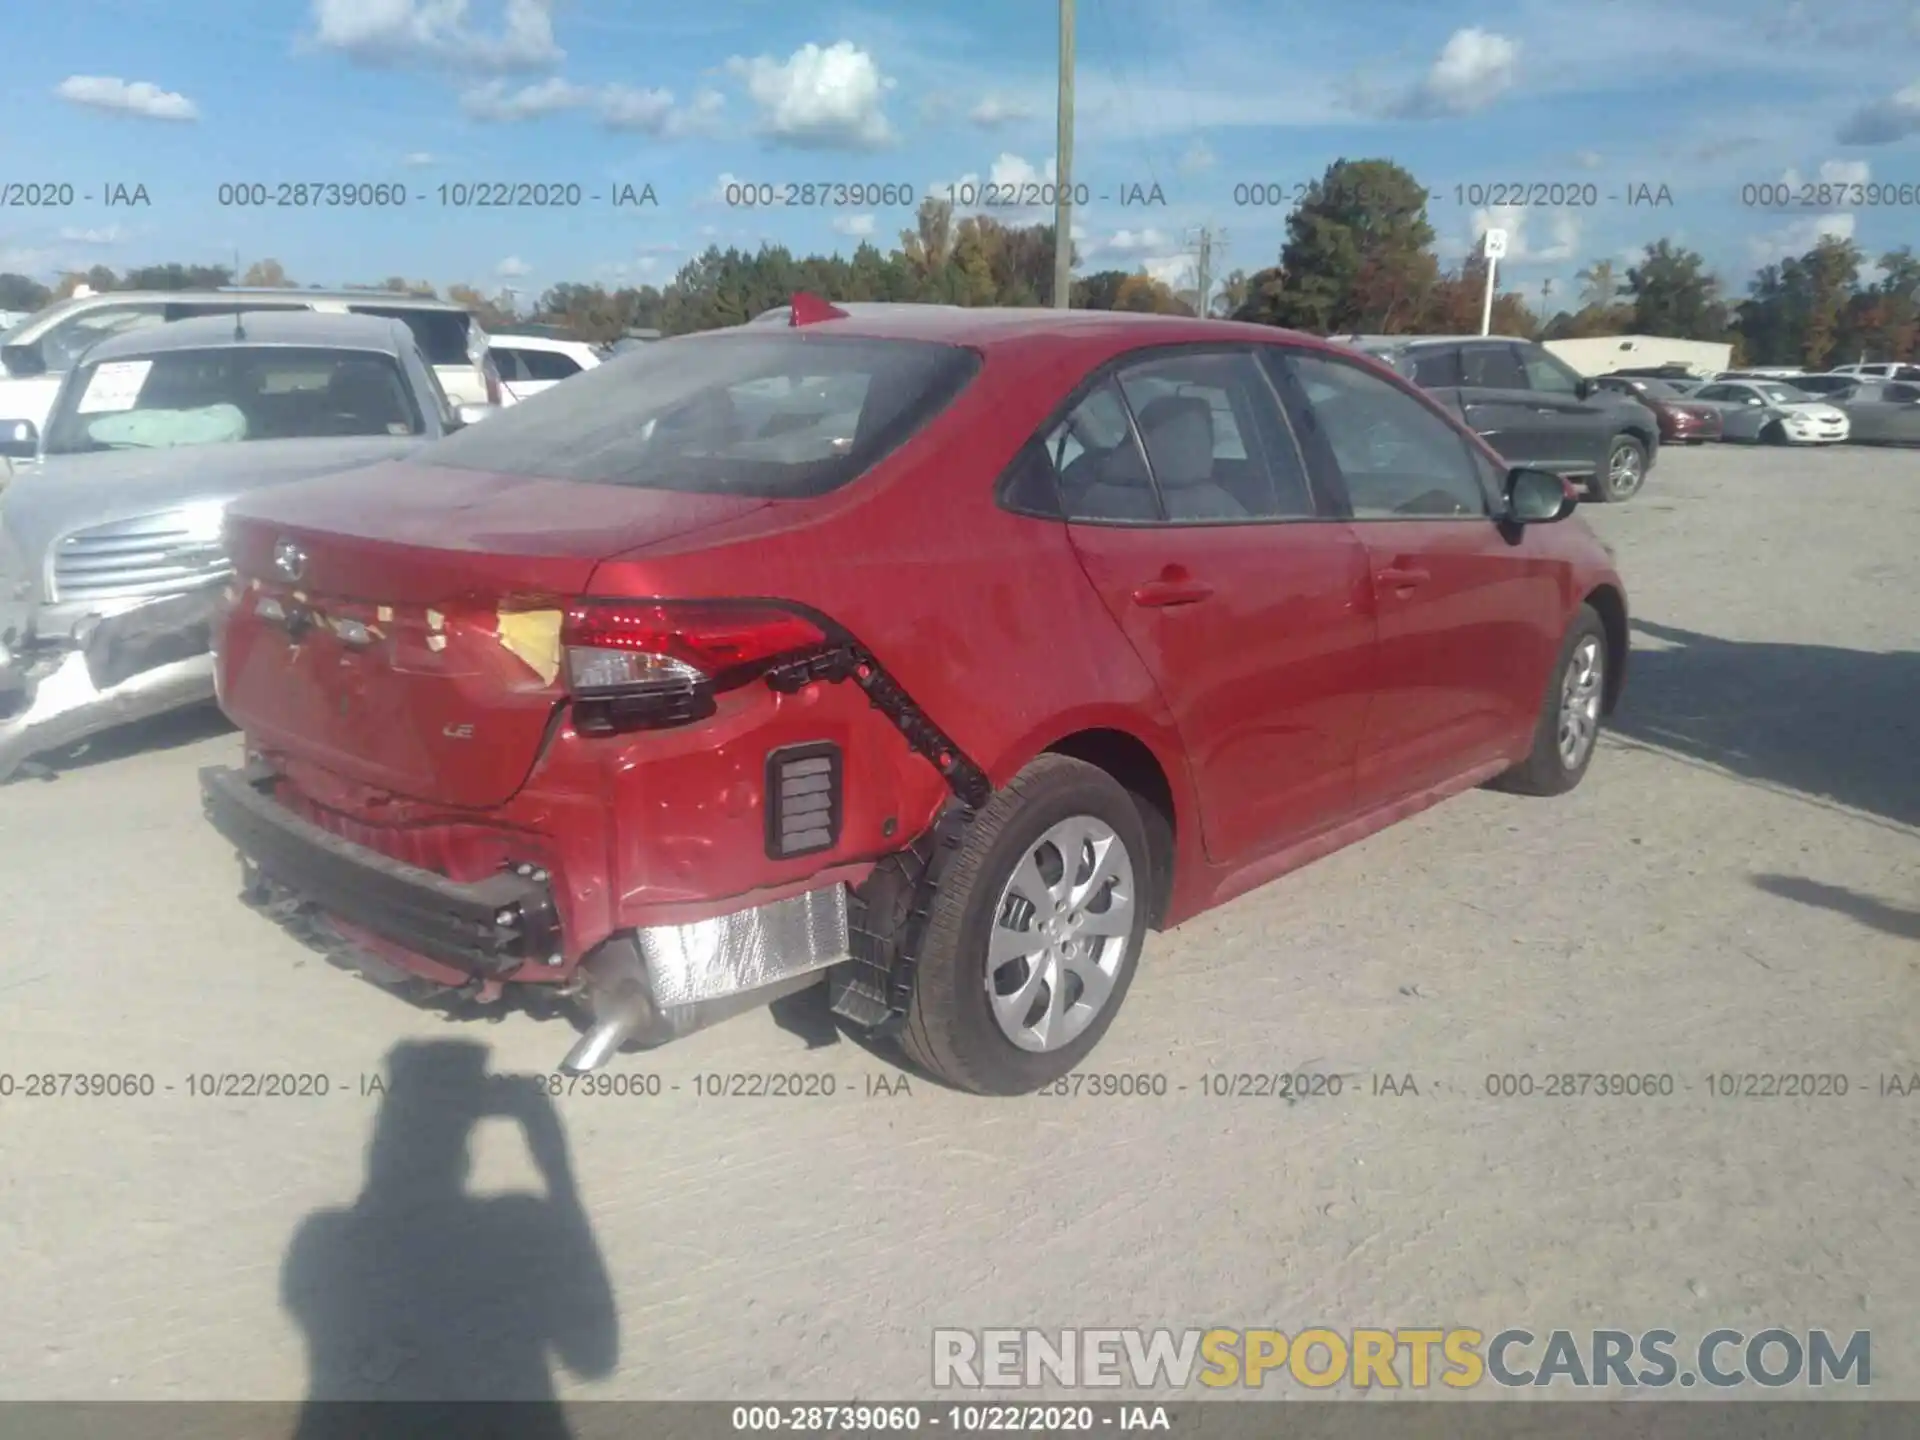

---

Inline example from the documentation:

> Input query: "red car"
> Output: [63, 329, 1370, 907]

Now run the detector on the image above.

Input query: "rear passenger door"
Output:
[1402, 343, 1469, 421]
[1269, 348, 1563, 811]
[1044, 346, 1378, 866]
[1457, 341, 1548, 465]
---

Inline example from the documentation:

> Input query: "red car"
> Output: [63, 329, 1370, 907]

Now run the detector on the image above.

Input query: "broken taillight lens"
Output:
[561, 600, 830, 734]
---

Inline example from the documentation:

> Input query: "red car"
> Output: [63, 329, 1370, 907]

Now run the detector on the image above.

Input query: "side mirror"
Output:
[1506, 466, 1576, 524]
[1575, 377, 1596, 399]
[0, 419, 39, 460]
[0, 342, 46, 379]
[452, 403, 498, 429]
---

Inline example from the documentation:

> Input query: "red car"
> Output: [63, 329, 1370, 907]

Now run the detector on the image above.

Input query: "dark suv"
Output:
[1342, 336, 1659, 502]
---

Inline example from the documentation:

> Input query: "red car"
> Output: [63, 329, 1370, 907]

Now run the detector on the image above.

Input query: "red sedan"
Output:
[1595, 374, 1724, 444]
[200, 298, 1628, 1095]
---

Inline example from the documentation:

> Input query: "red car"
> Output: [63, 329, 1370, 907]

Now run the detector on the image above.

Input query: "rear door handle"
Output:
[1377, 566, 1430, 589]
[1131, 578, 1215, 608]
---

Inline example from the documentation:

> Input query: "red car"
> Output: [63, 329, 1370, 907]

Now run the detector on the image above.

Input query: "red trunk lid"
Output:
[218, 461, 769, 808]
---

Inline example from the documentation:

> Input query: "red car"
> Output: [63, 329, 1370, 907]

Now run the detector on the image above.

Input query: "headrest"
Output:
[1136, 394, 1213, 487]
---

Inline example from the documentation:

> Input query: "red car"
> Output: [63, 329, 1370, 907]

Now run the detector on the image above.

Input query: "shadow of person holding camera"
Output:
[281, 1039, 618, 1439]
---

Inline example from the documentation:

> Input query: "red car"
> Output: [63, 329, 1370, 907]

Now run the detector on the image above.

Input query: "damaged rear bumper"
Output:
[0, 586, 222, 781]
[199, 761, 855, 1072]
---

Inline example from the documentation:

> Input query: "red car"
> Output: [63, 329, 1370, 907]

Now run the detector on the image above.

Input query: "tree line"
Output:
[2, 159, 1912, 368]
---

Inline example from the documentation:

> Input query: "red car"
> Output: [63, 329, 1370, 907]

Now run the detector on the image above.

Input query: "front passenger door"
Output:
[1271, 350, 1563, 811]
[1458, 342, 1547, 465]
[1517, 344, 1606, 473]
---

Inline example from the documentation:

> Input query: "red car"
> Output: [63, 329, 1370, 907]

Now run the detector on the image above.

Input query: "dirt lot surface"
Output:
[1, 444, 1915, 1403]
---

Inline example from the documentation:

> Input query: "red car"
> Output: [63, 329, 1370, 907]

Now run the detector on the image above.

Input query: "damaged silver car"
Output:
[0, 309, 480, 782]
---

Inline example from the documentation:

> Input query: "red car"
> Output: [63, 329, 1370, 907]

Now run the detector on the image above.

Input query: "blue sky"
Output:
[3, 0, 1918, 312]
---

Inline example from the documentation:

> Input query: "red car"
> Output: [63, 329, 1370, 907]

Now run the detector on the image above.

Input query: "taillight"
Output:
[561, 600, 830, 735]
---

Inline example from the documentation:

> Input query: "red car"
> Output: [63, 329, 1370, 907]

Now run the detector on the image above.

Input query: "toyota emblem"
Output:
[272, 538, 308, 583]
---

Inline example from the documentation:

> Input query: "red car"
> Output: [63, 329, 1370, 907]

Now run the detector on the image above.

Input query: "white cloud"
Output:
[1143, 255, 1193, 290]
[1747, 212, 1857, 267]
[1385, 28, 1519, 118]
[725, 41, 895, 150]
[599, 85, 677, 132]
[1470, 205, 1581, 264]
[309, 0, 561, 72]
[1099, 227, 1176, 256]
[461, 77, 722, 134]
[59, 226, 123, 245]
[55, 75, 199, 121]
[1179, 141, 1217, 174]
[496, 255, 531, 278]
[1837, 80, 1920, 144]
[462, 76, 591, 120]
[937, 154, 1060, 220]
[969, 94, 1034, 128]
[401, 150, 438, 166]
[673, 89, 727, 136]
[833, 213, 877, 237]
[1573, 149, 1604, 170]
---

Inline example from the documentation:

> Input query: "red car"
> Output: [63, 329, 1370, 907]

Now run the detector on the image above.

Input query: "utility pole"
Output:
[1052, 0, 1076, 309]
[1188, 225, 1224, 316]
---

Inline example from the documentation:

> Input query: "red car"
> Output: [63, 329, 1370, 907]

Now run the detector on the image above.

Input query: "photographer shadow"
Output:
[281, 1039, 617, 1439]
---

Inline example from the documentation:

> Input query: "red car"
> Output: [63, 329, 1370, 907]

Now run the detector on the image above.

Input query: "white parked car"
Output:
[1829, 362, 1920, 382]
[0, 288, 504, 439]
[1689, 379, 1851, 444]
[487, 334, 604, 402]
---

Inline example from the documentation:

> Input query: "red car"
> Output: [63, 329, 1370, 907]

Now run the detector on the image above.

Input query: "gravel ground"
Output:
[0, 443, 1915, 1404]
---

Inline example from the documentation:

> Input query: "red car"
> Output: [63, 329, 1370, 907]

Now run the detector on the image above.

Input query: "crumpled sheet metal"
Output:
[638, 884, 851, 1005]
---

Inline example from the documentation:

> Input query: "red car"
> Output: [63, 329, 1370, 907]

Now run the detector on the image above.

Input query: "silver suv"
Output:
[0, 288, 503, 445]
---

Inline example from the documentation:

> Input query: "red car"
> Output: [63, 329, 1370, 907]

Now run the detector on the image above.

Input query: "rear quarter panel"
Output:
[583, 334, 1200, 848]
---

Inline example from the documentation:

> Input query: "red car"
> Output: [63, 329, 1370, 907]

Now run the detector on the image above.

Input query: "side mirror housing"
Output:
[1575, 377, 1596, 399]
[1, 342, 46, 379]
[0, 419, 39, 460]
[1506, 466, 1576, 524]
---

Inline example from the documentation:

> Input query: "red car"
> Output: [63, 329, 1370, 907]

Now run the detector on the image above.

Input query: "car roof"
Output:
[11, 288, 467, 335]
[488, 333, 598, 355]
[78, 309, 413, 362]
[1339, 333, 1525, 351]
[722, 306, 1338, 363]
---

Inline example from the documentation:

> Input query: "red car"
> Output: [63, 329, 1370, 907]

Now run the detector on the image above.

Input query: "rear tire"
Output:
[899, 754, 1151, 1095]
[1588, 435, 1647, 503]
[1491, 605, 1608, 798]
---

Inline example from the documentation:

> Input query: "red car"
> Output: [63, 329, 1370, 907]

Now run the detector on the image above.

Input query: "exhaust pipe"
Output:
[560, 935, 659, 1074]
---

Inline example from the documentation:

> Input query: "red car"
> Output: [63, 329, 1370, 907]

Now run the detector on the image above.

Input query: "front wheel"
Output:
[1490, 605, 1609, 797]
[1588, 436, 1647, 502]
[899, 755, 1152, 1095]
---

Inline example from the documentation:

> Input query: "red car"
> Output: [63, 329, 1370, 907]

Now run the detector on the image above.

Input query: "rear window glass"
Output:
[44, 346, 425, 453]
[422, 331, 983, 498]
[348, 306, 472, 366]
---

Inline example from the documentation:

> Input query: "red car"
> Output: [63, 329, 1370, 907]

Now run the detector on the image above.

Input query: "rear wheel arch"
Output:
[1582, 583, 1628, 715]
[1043, 728, 1179, 929]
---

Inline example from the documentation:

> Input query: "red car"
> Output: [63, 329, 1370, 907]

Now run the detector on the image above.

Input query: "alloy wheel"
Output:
[984, 814, 1137, 1053]
[1557, 636, 1604, 770]
[1608, 443, 1644, 496]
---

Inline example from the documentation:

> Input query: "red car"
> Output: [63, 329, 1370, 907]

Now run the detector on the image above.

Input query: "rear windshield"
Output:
[422, 331, 984, 498]
[44, 346, 425, 454]
[347, 306, 472, 366]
